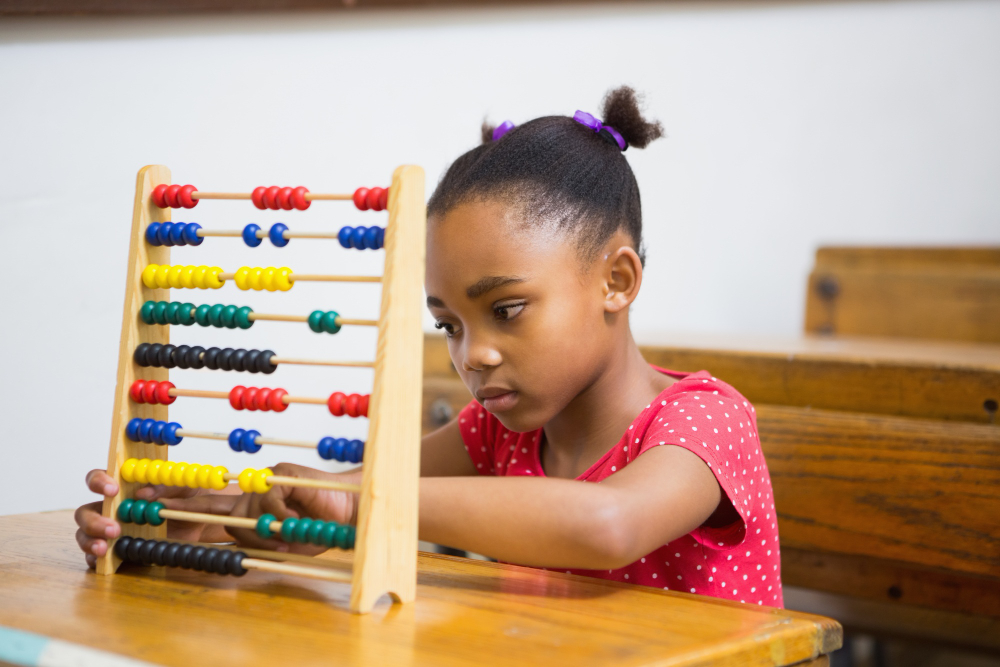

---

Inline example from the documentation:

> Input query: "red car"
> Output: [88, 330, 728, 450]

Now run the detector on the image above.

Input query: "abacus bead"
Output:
[256, 388, 272, 411]
[230, 348, 247, 371]
[117, 499, 134, 522]
[150, 541, 169, 566]
[280, 518, 298, 543]
[307, 310, 324, 333]
[322, 311, 341, 334]
[187, 345, 206, 370]
[366, 188, 381, 211]
[269, 388, 288, 412]
[176, 544, 194, 568]
[345, 526, 356, 549]
[353, 188, 369, 211]
[163, 422, 183, 446]
[129, 380, 145, 404]
[217, 348, 234, 371]
[332, 438, 348, 461]
[256, 513, 276, 539]
[364, 226, 380, 250]
[174, 344, 191, 369]
[243, 387, 259, 410]
[251, 186, 267, 210]
[126, 418, 142, 442]
[269, 223, 289, 247]
[230, 552, 248, 576]
[152, 301, 168, 325]
[159, 344, 177, 369]
[114, 536, 132, 560]
[348, 440, 365, 464]
[258, 350, 277, 374]
[138, 418, 156, 443]
[236, 306, 254, 330]
[327, 392, 346, 417]
[294, 518, 313, 544]
[338, 226, 353, 249]
[242, 224, 263, 248]
[291, 186, 310, 210]
[195, 304, 211, 327]
[183, 223, 203, 246]
[145, 501, 165, 526]
[145, 223, 162, 246]
[344, 393, 359, 417]
[178, 185, 198, 209]
[149, 421, 165, 445]
[164, 301, 181, 325]
[264, 186, 281, 210]
[138, 539, 156, 566]
[208, 304, 225, 327]
[377, 188, 388, 210]
[277, 187, 293, 210]
[228, 429, 245, 452]
[201, 549, 219, 573]
[155, 222, 174, 247]
[145, 343, 162, 366]
[140, 301, 156, 325]
[317, 437, 335, 460]
[151, 184, 169, 208]
[133, 343, 150, 367]
[351, 226, 366, 250]
[229, 386, 245, 410]
[243, 349, 259, 372]
[221, 305, 238, 329]
[188, 546, 207, 570]
[126, 537, 144, 563]
[359, 394, 369, 417]
[168, 222, 186, 246]
[204, 347, 221, 369]
[334, 524, 351, 550]
[241, 429, 261, 454]
[157, 381, 176, 405]
[214, 549, 232, 575]
[163, 542, 181, 567]
[179, 302, 196, 325]
[320, 522, 338, 548]
[308, 520, 325, 546]
[130, 499, 149, 525]
[375, 226, 385, 249]
[121, 458, 138, 482]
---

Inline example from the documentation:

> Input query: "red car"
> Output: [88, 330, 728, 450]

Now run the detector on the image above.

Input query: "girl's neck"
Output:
[540, 331, 674, 479]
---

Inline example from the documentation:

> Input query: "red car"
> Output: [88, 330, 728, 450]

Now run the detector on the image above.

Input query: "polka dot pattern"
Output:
[458, 367, 783, 608]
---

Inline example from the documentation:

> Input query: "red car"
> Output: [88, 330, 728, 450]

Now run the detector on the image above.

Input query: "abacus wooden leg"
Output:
[97, 165, 172, 575]
[349, 165, 426, 613]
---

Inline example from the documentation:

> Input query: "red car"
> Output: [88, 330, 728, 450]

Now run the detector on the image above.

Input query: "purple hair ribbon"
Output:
[493, 120, 515, 141]
[572, 110, 627, 151]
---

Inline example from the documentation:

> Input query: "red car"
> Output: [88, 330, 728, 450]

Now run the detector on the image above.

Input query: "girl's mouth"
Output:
[477, 389, 519, 413]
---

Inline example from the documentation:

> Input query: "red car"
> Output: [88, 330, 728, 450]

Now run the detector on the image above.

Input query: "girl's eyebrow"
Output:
[466, 276, 526, 299]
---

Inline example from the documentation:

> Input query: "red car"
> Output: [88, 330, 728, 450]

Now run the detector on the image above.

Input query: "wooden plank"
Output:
[350, 165, 426, 613]
[96, 165, 171, 576]
[0, 510, 841, 667]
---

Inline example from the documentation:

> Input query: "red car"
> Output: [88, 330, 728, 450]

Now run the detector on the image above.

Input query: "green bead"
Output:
[140, 302, 156, 325]
[195, 304, 211, 327]
[307, 310, 324, 333]
[208, 304, 225, 327]
[345, 526, 356, 550]
[307, 520, 325, 546]
[321, 311, 341, 334]
[280, 518, 298, 543]
[235, 306, 254, 330]
[221, 305, 238, 329]
[178, 303, 196, 325]
[145, 501, 165, 526]
[334, 524, 351, 550]
[294, 518, 314, 544]
[256, 514, 276, 539]
[152, 301, 168, 325]
[164, 302, 181, 325]
[130, 499, 148, 526]
[117, 499, 134, 522]
[320, 522, 338, 548]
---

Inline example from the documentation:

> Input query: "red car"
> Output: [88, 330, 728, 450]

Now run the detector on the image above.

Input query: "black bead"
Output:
[201, 548, 219, 574]
[229, 552, 248, 576]
[214, 550, 232, 575]
[126, 537, 144, 563]
[133, 344, 151, 367]
[217, 348, 234, 371]
[150, 541, 169, 566]
[114, 536, 132, 560]
[174, 345, 191, 369]
[230, 349, 248, 372]
[189, 546, 207, 571]
[138, 539, 157, 565]
[177, 544, 195, 568]
[203, 347, 220, 370]
[163, 542, 181, 568]
[147, 344, 163, 368]
[258, 350, 277, 374]
[187, 346, 206, 370]
[159, 344, 177, 369]
[243, 349, 259, 373]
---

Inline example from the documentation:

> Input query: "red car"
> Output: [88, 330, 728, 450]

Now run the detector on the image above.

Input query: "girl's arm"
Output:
[421, 417, 478, 477]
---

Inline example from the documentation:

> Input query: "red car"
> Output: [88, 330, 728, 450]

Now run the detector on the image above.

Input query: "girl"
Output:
[75, 86, 782, 607]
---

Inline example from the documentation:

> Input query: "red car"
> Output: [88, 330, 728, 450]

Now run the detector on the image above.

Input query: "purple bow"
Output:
[493, 120, 515, 141]
[573, 110, 626, 151]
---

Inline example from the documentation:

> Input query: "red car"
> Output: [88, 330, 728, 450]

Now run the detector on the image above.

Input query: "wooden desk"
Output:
[0, 511, 840, 666]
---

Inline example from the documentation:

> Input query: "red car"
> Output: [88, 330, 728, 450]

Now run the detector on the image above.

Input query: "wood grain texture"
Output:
[97, 165, 171, 576]
[424, 334, 1000, 423]
[0, 511, 840, 667]
[351, 165, 426, 613]
[804, 246, 1000, 343]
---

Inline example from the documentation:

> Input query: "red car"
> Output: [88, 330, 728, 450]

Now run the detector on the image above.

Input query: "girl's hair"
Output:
[427, 86, 663, 265]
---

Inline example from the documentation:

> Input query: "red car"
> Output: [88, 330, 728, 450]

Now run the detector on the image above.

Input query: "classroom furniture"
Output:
[0, 511, 841, 667]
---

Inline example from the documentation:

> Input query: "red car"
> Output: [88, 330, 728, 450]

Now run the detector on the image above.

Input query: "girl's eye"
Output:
[434, 321, 457, 337]
[494, 302, 525, 322]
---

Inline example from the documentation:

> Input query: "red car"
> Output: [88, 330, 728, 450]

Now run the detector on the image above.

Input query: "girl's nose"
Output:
[461, 334, 502, 372]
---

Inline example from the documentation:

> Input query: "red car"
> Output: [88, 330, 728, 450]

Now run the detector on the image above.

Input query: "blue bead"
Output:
[363, 226, 380, 250]
[150, 421, 166, 445]
[156, 222, 175, 247]
[268, 223, 289, 248]
[126, 418, 142, 442]
[241, 429, 261, 454]
[351, 226, 366, 250]
[348, 439, 365, 464]
[145, 223, 162, 246]
[168, 222, 186, 246]
[317, 437, 335, 460]
[163, 422, 183, 446]
[228, 428, 246, 452]
[375, 226, 385, 249]
[332, 438, 348, 462]
[242, 224, 263, 248]
[337, 226, 353, 249]
[138, 418, 156, 443]
[183, 223, 203, 246]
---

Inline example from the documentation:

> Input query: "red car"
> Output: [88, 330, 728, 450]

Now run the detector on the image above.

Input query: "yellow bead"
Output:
[234, 267, 250, 291]
[160, 461, 175, 484]
[183, 463, 201, 489]
[196, 465, 213, 489]
[205, 267, 225, 289]
[170, 462, 188, 487]
[252, 468, 274, 494]
[167, 265, 184, 289]
[133, 458, 151, 484]
[121, 458, 138, 483]
[146, 459, 163, 485]
[154, 265, 171, 290]
[178, 266, 195, 289]
[261, 267, 277, 292]
[209, 466, 229, 491]
[238, 468, 255, 493]
[276, 267, 293, 292]
[141, 265, 159, 289]
[248, 267, 264, 291]
[188, 265, 205, 289]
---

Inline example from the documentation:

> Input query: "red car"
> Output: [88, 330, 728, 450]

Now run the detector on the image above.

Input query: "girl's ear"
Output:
[602, 244, 643, 314]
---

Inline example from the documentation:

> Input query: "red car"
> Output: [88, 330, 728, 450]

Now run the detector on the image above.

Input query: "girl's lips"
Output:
[481, 391, 518, 413]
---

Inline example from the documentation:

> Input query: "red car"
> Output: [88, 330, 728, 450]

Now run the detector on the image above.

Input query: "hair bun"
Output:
[600, 86, 663, 149]
[481, 120, 497, 145]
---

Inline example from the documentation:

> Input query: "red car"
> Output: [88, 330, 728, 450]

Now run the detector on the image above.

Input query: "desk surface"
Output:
[0, 511, 840, 667]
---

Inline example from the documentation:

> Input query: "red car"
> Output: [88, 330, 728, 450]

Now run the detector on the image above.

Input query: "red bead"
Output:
[344, 393, 360, 418]
[327, 391, 346, 416]
[377, 187, 388, 211]
[263, 186, 281, 210]
[270, 388, 288, 412]
[151, 185, 169, 208]
[165, 184, 182, 208]
[142, 381, 158, 404]
[366, 187, 383, 212]
[256, 388, 272, 411]
[277, 187, 293, 210]
[178, 184, 198, 209]
[359, 394, 369, 417]
[353, 188, 370, 211]
[251, 187, 267, 210]
[229, 386, 246, 410]
[130, 380, 146, 404]
[243, 387, 259, 411]
[156, 381, 176, 405]
[291, 187, 310, 210]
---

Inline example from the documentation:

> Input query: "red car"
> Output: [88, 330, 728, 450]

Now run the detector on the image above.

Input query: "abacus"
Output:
[97, 165, 425, 613]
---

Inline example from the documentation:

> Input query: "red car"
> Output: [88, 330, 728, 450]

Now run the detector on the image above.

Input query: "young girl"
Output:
[75, 86, 782, 607]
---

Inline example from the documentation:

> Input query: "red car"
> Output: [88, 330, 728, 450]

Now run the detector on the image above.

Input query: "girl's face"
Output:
[426, 200, 621, 433]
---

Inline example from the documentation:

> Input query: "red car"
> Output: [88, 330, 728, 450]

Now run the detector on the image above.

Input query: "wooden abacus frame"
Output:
[97, 164, 426, 613]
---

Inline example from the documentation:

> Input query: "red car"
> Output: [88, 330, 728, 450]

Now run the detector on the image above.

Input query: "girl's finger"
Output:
[159, 492, 239, 515]
[135, 484, 201, 501]
[75, 528, 107, 557]
[85, 469, 118, 497]
[85, 553, 96, 569]
[74, 501, 119, 539]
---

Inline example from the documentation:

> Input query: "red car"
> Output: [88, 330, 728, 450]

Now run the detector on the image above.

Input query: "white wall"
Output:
[2, 0, 999, 516]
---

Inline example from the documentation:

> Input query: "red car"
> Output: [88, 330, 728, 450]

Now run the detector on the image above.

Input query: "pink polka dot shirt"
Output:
[457, 367, 783, 608]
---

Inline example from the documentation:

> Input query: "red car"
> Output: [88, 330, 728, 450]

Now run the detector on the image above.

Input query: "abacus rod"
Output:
[196, 230, 243, 238]
[242, 557, 354, 582]
[215, 272, 382, 284]
[190, 192, 354, 202]
[173, 429, 318, 450]
[270, 357, 375, 368]
[335, 317, 379, 327]
[158, 508, 264, 532]
[246, 312, 378, 327]
[168, 388, 337, 406]
[196, 229, 348, 240]
[219, 474, 361, 493]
